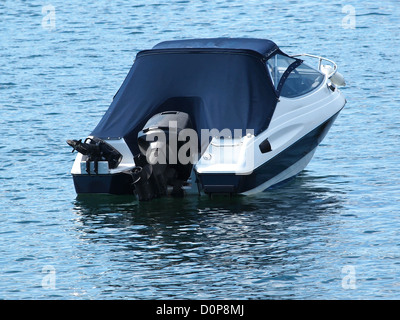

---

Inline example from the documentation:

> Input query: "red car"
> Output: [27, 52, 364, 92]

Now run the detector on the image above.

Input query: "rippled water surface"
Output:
[1, 0, 400, 299]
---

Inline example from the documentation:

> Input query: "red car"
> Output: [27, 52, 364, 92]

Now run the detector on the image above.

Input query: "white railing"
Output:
[291, 53, 338, 78]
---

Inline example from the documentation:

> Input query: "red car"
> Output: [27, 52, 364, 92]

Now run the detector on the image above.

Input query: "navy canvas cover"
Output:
[153, 38, 279, 57]
[91, 38, 281, 155]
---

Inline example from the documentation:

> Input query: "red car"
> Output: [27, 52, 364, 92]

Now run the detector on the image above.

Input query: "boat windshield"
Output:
[267, 54, 325, 98]
[267, 54, 297, 90]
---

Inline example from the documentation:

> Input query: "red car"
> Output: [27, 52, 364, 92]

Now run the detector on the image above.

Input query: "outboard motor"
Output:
[132, 111, 195, 201]
[67, 137, 123, 174]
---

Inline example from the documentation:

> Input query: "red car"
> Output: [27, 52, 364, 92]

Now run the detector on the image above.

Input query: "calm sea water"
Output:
[1, 0, 399, 300]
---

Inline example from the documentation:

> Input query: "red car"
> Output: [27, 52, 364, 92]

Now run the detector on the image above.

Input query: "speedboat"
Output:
[67, 38, 346, 201]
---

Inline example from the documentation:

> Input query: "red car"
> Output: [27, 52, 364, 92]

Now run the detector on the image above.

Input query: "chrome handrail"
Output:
[291, 53, 338, 78]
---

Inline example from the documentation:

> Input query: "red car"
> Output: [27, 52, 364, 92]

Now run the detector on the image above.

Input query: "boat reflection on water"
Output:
[71, 173, 345, 299]
[72, 173, 344, 245]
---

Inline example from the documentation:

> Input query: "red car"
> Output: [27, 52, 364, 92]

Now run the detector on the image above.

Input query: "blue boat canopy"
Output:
[91, 38, 293, 155]
[152, 38, 279, 58]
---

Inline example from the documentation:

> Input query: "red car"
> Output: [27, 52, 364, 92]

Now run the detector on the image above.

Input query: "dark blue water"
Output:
[1, 0, 399, 299]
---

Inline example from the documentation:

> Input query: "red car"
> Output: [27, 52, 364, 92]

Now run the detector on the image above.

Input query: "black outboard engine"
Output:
[132, 111, 195, 201]
[67, 137, 123, 174]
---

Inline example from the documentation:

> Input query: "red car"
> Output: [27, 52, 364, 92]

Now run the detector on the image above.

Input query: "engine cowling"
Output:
[132, 111, 195, 201]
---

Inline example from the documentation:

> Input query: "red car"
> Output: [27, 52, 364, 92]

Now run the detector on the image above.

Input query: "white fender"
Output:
[321, 64, 346, 87]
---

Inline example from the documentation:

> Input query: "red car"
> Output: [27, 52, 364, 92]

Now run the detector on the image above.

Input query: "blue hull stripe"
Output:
[73, 173, 133, 194]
